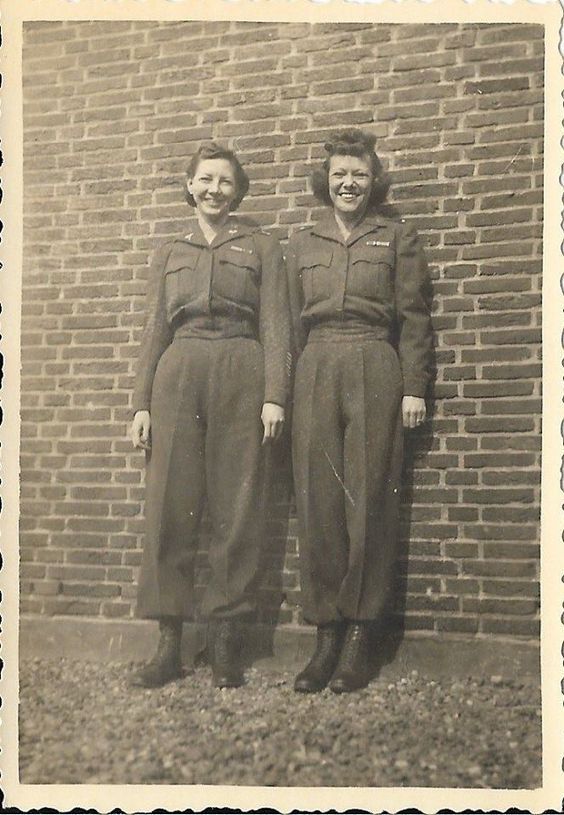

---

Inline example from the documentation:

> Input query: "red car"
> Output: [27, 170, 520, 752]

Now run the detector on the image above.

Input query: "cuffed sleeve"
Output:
[394, 223, 433, 398]
[256, 231, 291, 407]
[132, 241, 175, 414]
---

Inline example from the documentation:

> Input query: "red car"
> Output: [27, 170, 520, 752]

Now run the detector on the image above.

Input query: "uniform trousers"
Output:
[292, 334, 403, 625]
[136, 336, 265, 621]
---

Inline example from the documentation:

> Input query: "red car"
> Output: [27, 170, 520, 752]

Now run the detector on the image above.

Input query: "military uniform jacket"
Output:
[286, 212, 433, 398]
[133, 216, 291, 413]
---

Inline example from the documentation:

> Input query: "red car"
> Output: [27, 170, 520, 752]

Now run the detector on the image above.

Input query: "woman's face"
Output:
[187, 158, 238, 223]
[328, 154, 373, 220]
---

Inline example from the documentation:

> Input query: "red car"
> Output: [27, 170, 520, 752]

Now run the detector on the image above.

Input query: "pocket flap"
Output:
[219, 247, 260, 272]
[299, 247, 333, 270]
[352, 244, 394, 266]
[165, 243, 201, 273]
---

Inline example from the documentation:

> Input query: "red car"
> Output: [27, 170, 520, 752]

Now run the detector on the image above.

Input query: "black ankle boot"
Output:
[211, 619, 244, 689]
[294, 622, 347, 693]
[329, 621, 373, 694]
[129, 617, 183, 688]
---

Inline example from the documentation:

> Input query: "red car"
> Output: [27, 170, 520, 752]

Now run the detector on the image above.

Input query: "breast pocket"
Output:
[299, 247, 334, 305]
[216, 247, 261, 307]
[164, 245, 202, 311]
[349, 244, 394, 300]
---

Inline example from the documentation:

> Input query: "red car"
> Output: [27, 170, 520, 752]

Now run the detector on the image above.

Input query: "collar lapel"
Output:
[310, 213, 344, 244]
[181, 218, 208, 248]
[347, 212, 388, 246]
[211, 216, 253, 249]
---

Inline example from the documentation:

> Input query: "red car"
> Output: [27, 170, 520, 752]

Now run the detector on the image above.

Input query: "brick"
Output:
[61, 582, 121, 598]
[463, 597, 538, 616]
[463, 524, 537, 542]
[465, 77, 530, 96]
[481, 436, 540, 453]
[465, 417, 535, 434]
[462, 559, 537, 579]
[481, 364, 541, 381]
[463, 488, 535, 505]
[481, 398, 541, 415]
[443, 542, 479, 559]
[436, 617, 479, 634]
[482, 579, 539, 598]
[446, 472, 478, 486]
[406, 595, 459, 613]
[42, 599, 103, 616]
[480, 329, 541, 345]
[478, 25, 543, 45]
[481, 471, 539, 487]
[463, 381, 534, 398]
[480, 619, 539, 637]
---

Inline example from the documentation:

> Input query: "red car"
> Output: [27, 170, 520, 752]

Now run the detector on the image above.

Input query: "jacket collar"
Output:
[311, 211, 388, 246]
[180, 215, 254, 249]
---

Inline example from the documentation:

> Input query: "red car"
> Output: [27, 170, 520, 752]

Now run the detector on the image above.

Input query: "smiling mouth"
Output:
[339, 191, 360, 200]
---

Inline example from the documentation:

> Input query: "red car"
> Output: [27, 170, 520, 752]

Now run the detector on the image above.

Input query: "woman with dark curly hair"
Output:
[129, 142, 290, 689]
[287, 129, 433, 693]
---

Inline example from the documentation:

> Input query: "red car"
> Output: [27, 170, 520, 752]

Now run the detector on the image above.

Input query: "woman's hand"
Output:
[131, 410, 151, 450]
[261, 402, 285, 444]
[402, 396, 426, 429]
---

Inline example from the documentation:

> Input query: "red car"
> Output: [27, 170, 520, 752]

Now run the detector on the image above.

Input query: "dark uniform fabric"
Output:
[286, 212, 432, 625]
[134, 216, 291, 621]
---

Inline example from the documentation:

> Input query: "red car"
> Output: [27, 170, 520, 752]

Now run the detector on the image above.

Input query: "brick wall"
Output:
[20, 20, 543, 638]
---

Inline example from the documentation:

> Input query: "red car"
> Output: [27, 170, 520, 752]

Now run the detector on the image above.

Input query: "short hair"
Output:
[311, 129, 391, 209]
[185, 142, 250, 211]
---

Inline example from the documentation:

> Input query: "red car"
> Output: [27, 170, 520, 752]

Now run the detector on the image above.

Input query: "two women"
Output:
[131, 130, 432, 693]
[130, 143, 289, 689]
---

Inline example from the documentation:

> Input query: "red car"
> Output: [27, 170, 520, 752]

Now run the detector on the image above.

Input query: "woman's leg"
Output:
[202, 338, 266, 621]
[132, 341, 208, 687]
[201, 338, 265, 687]
[292, 343, 350, 692]
[136, 341, 207, 621]
[329, 340, 403, 693]
[292, 342, 349, 626]
[338, 340, 403, 622]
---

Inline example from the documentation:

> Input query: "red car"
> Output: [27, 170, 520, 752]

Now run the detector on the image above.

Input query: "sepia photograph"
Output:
[2, 0, 562, 812]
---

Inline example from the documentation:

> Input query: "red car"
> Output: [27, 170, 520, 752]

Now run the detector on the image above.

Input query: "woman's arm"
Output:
[255, 230, 291, 441]
[394, 222, 433, 402]
[131, 241, 175, 418]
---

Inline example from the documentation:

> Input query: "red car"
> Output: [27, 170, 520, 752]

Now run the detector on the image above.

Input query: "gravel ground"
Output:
[19, 658, 541, 788]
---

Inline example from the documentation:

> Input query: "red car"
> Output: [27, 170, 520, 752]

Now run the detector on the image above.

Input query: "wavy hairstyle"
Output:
[185, 142, 250, 211]
[311, 129, 390, 210]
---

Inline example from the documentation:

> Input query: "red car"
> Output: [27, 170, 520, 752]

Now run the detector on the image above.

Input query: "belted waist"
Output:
[307, 321, 391, 343]
[173, 313, 258, 341]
